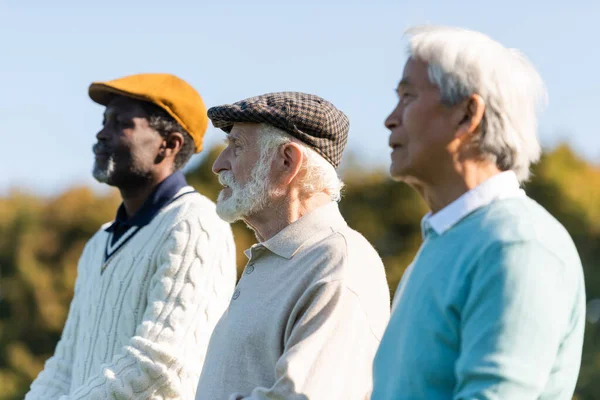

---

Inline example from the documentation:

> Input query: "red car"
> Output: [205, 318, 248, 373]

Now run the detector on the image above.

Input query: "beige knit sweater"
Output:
[25, 188, 237, 399]
[196, 202, 391, 400]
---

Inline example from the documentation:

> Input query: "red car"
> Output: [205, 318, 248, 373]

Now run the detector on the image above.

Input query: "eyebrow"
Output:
[397, 78, 411, 91]
[103, 108, 117, 121]
[228, 130, 247, 143]
[222, 135, 238, 148]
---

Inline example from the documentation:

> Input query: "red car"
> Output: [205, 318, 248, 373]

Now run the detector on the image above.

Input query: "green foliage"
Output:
[1, 144, 599, 399]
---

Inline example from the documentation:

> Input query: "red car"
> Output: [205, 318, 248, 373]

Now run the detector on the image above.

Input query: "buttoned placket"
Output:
[231, 244, 264, 302]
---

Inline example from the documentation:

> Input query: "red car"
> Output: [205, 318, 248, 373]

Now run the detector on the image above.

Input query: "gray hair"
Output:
[405, 25, 548, 182]
[140, 101, 195, 170]
[257, 124, 344, 202]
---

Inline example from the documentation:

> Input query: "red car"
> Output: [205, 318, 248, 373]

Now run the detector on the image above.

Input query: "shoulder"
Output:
[81, 223, 111, 258]
[305, 223, 383, 259]
[464, 196, 580, 266]
[301, 225, 384, 276]
[456, 197, 584, 302]
[155, 189, 233, 240]
[329, 225, 387, 279]
[299, 224, 391, 331]
[334, 225, 390, 313]
[162, 189, 219, 222]
[148, 192, 235, 277]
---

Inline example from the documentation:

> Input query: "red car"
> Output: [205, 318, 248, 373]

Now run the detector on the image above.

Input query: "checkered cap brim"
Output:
[207, 92, 349, 168]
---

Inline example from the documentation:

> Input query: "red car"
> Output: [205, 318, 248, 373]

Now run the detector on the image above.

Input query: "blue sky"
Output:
[1, 0, 598, 196]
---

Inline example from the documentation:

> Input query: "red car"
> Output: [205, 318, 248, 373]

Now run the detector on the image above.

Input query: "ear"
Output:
[160, 132, 185, 159]
[278, 142, 304, 185]
[454, 94, 485, 140]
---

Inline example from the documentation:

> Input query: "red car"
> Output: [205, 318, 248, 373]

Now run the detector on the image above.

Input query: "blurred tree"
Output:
[0, 188, 120, 399]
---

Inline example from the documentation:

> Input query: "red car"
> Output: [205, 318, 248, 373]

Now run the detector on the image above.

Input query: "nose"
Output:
[385, 103, 402, 130]
[96, 126, 109, 141]
[212, 148, 230, 175]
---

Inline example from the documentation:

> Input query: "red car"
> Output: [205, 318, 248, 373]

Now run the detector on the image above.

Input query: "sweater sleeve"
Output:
[25, 256, 84, 399]
[233, 280, 381, 400]
[453, 241, 579, 399]
[59, 217, 235, 400]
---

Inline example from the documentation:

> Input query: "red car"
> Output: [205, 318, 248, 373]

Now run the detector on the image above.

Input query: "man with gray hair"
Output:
[371, 26, 586, 399]
[195, 92, 391, 400]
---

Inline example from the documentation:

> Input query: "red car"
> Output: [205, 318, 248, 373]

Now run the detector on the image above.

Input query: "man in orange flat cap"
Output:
[25, 73, 237, 400]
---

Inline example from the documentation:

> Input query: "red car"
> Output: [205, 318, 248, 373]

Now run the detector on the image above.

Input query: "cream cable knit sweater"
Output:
[25, 188, 237, 399]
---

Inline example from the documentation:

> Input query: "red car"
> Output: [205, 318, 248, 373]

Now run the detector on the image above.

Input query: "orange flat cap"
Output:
[88, 73, 208, 153]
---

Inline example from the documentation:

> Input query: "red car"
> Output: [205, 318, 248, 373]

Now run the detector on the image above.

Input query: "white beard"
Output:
[216, 156, 273, 223]
[92, 156, 116, 183]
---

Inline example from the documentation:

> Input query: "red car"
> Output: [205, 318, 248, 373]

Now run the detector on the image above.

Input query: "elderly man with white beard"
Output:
[195, 92, 391, 400]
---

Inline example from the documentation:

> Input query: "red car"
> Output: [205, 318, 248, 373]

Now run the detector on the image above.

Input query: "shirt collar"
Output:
[422, 171, 525, 237]
[106, 171, 189, 232]
[244, 202, 347, 261]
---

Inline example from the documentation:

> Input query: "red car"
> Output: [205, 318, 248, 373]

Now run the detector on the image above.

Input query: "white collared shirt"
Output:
[424, 170, 525, 235]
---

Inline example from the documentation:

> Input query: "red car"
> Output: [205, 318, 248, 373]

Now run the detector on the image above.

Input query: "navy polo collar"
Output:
[106, 171, 188, 236]
[103, 171, 192, 264]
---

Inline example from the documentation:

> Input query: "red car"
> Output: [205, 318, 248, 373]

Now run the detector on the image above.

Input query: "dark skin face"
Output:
[93, 96, 185, 216]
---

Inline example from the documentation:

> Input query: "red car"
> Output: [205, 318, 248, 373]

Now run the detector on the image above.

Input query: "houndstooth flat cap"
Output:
[207, 92, 349, 168]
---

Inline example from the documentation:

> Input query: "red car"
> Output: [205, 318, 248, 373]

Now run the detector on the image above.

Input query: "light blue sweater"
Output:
[372, 196, 586, 399]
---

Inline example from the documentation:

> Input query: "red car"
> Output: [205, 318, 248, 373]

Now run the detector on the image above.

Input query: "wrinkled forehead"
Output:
[229, 122, 262, 140]
[398, 57, 436, 90]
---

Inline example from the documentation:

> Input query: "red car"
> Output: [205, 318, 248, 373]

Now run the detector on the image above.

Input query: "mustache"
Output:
[218, 171, 235, 187]
[92, 142, 113, 155]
